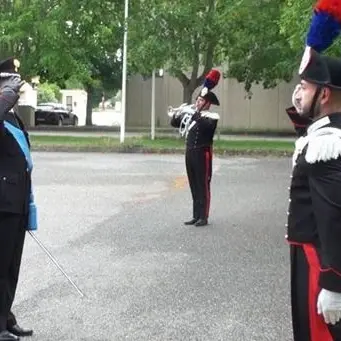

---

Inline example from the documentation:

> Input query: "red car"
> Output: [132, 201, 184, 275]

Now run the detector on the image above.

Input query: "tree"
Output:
[0, 0, 80, 81]
[128, 0, 232, 103]
[0, 0, 123, 125]
[217, 0, 297, 95]
[224, 0, 341, 94]
[279, 0, 341, 58]
[55, 0, 123, 124]
[37, 82, 62, 103]
[128, 0, 327, 98]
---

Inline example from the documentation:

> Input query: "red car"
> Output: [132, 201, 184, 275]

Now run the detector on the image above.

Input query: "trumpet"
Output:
[167, 102, 197, 137]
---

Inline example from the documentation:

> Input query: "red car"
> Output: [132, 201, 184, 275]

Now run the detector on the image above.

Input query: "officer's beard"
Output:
[299, 87, 323, 122]
[300, 101, 321, 120]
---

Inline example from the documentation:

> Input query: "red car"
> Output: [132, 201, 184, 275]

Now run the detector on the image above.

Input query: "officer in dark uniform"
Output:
[170, 82, 220, 227]
[0, 57, 34, 340]
[287, 47, 341, 340]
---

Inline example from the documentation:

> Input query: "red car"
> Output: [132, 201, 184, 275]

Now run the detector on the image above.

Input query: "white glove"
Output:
[317, 288, 341, 325]
[167, 103, 188, 117]
[292, 84, 302, 113]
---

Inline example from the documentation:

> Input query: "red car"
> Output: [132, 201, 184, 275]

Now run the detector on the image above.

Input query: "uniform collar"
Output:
[307, 112, 341, 134]
[307, 116, 331, 134]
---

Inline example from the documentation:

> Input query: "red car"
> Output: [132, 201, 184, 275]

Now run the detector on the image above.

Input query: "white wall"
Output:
[60, 89, 88, 126]
[18, 83, 37, 108]
[126, 71, 300, 132]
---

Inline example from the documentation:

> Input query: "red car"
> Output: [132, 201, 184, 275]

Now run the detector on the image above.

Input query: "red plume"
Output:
[203, 69, 221, 90]
[315, 0, 341, 23]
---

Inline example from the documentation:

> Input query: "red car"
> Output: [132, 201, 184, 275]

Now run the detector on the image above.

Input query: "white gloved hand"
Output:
[317, 289, 341, 325]
[292, 84, 302, 113]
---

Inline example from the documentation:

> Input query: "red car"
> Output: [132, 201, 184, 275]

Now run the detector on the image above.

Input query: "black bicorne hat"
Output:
[299, 47, 341, 90]
[199, 90, 220, 106]
[299, 47, 330, 86]
[0, 57, 20, 74]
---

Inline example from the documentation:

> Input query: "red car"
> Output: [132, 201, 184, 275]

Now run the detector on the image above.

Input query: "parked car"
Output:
[35, 102, 78, 126]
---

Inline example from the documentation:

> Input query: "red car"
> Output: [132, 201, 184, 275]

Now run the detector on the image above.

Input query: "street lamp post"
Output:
[151, 69, 155, 140]
[120, 0, 129, 143]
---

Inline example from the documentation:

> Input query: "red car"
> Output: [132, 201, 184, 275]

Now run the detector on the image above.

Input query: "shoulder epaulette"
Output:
[305, 128, 341, 163]
[201, 112, 220, 120]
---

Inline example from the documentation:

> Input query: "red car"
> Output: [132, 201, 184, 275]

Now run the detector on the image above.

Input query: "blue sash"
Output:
[4, 121, 37, 230]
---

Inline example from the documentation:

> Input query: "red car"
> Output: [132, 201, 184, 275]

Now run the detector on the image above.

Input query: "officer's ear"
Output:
[320, 86, 332, 105]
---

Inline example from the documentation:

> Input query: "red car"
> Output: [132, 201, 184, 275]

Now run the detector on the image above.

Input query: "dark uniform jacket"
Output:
[171, 108, 219, 149]
[287, 112, 341, 292]
[0, 96, 31, 215]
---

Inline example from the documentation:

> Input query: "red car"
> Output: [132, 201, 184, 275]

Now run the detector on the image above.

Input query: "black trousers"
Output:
[290, 244, 341, 341]
[7, 311, 17, 329]
[0, 213, 26, 331]
[185, 146, 213, 220]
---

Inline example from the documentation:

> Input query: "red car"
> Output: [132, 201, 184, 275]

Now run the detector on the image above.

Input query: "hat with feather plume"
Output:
[198, 69, 221, 106]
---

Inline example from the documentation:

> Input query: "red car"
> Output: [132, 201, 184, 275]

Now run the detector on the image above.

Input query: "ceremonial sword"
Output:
[28, 231, 85, 298]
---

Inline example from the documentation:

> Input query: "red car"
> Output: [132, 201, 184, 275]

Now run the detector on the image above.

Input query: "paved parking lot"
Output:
[14, 152, 293, 341]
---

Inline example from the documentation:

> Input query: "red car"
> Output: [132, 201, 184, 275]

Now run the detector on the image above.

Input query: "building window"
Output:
[66, 96, 72, 111]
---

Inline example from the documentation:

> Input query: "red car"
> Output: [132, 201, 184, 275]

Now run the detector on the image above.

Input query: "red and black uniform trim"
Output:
[287, 113, 341, 340]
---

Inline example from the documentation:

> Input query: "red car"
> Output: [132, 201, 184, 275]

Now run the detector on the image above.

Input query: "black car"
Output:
[35, 103, 78, 126]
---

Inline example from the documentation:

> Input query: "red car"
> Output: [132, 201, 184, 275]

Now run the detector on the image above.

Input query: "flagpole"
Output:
[120, 0, 129, 143]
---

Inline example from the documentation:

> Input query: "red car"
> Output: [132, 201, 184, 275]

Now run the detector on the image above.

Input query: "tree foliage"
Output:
[129, 0, 232, 102]
[220, 0, 296, 94]
[279, 0, 341, 58]
[0, 0, 123, 124]
[37, 82, 62, 103]
[1, 0, 340, 115]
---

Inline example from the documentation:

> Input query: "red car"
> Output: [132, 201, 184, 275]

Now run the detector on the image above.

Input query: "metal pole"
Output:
[120, 0, 129, 143]
[151, 69, 155, 140]
[28, 231, 85, 298]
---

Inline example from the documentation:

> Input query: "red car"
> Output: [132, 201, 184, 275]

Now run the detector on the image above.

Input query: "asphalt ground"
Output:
[13, 152, 293, 341]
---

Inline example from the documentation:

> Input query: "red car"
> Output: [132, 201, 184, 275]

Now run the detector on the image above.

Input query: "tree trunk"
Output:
[85, 83, 93, 126]
[182, 85, 196, 104]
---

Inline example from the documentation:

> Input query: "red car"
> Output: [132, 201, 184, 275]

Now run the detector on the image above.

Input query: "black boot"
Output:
[195, 219, 208, 227]
[0, 330, 20, 340]
[7, 324, 32, 337]
[184, 218, 198, 225]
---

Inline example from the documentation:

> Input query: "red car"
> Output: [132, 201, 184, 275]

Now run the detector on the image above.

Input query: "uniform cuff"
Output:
[319, 269, 341, 293]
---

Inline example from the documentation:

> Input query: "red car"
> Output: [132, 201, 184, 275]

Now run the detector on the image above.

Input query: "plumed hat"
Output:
[299, 46, 341, 90]
[306, 0, 341, 53]
[198, 69, 221, 106]
[298, 0, 341, 88]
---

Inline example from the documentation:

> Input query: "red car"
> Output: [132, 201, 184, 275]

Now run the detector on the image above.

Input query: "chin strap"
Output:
[308, 85, 323, 120]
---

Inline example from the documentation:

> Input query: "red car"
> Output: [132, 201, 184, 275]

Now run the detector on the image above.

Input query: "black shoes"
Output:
[184, 218, 198, 225]
[184, 218, 208, 226]
[0, 330, 20, 340]
[7, 324, 33, 337]
[194, 219, 208, 227]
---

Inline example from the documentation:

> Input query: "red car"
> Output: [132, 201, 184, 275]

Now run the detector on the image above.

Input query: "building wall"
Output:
[126, 70, 300, 132]
[60, 89, 88, 126]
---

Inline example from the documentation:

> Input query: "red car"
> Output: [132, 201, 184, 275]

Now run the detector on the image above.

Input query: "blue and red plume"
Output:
[306, 0, 341, 52]
[203, 69, 221, 90]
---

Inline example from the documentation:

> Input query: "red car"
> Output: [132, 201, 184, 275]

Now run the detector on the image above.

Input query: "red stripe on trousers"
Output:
[204, 148, 211, 219]
[302, 244, 333, 341]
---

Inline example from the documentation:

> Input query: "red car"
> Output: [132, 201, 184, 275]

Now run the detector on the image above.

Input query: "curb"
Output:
[31, 145, 293, 157]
